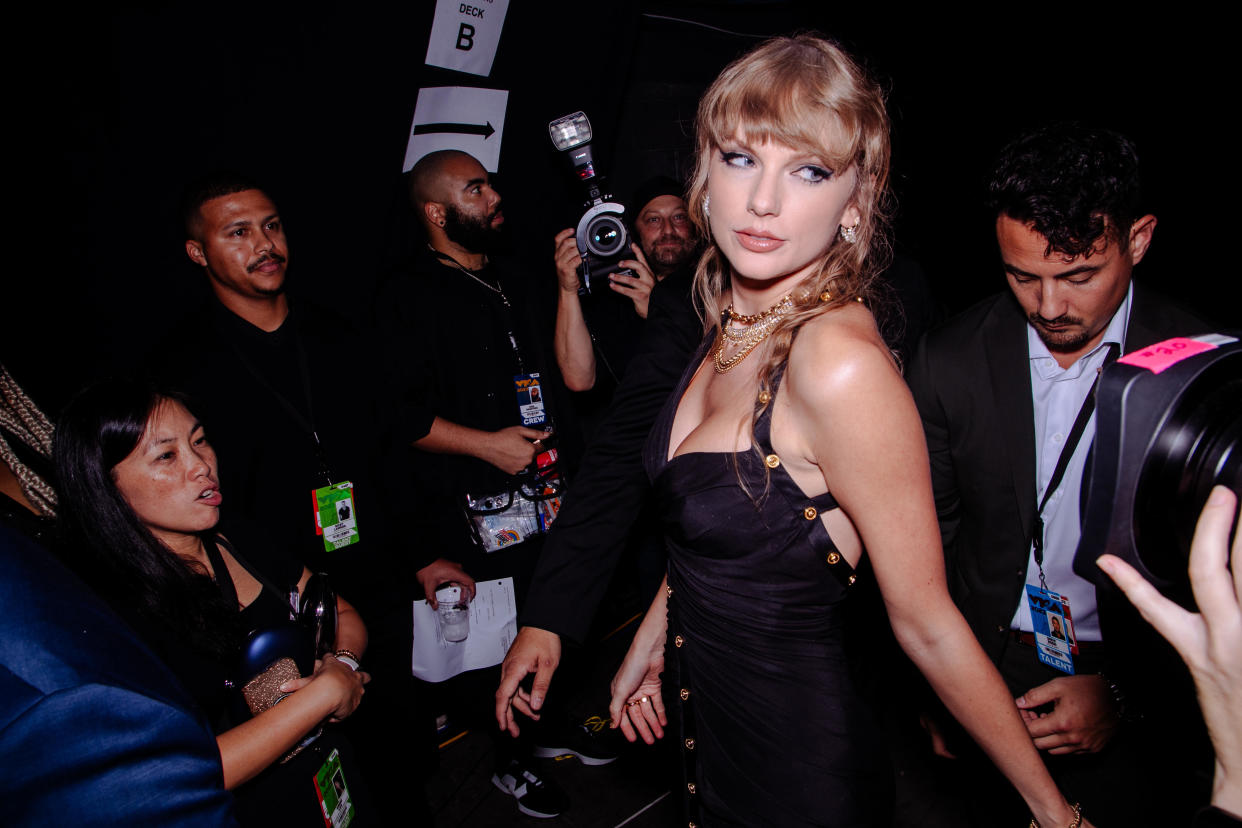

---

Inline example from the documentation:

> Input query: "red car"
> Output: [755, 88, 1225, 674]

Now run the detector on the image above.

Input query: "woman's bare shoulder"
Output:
[785, 304, 898, 403]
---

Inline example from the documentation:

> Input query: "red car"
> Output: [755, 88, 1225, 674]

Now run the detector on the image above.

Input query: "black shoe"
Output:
[532, 716, 619, 766]
[491, 760, 568, 819]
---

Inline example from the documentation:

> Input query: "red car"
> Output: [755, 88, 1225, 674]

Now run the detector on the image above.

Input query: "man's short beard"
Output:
[1029, 313, 1091, 353]
[645, 236, 697, 274]
[444, 205, 501, 254]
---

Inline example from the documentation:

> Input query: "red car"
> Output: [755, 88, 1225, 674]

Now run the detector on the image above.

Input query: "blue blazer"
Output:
[0, 523, 236, 827]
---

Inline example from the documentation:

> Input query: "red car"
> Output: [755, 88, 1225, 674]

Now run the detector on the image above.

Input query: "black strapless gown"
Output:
[644, 343, 893, 827]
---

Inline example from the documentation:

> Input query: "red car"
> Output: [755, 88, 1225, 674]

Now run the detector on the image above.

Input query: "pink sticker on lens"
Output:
[1118, 337, 1217, 374]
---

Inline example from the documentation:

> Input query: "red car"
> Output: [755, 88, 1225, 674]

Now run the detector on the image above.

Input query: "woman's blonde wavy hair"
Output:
[686, 34, 893, 493]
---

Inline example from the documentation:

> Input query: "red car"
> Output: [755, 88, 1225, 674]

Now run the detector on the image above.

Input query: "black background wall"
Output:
[9, 2, 1235, 411]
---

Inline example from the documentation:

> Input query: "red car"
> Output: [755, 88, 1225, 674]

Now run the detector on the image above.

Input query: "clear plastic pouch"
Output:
[463, 467, 564, 553]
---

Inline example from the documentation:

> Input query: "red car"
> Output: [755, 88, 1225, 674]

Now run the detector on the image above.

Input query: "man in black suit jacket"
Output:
[495, 265, 700, 733]
[907, 124, 1210, 824]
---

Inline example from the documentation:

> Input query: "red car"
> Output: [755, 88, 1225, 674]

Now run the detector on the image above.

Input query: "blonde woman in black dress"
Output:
[608, 35, 1093, 828]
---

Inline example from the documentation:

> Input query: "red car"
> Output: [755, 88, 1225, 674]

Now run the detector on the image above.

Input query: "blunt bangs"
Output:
[698, 39, 878, 180]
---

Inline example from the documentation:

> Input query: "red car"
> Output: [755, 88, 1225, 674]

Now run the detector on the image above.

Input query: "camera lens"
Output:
[586, 214, 627, 257]
[594, 225, 618, 247]
[1134, 363, 1242, 584]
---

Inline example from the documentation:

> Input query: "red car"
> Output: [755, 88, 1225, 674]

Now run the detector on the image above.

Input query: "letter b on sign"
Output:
[425, 0, 509, 76]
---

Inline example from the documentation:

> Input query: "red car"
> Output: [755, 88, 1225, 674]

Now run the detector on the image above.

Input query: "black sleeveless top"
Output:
[644, 338, 892, 827]
[140, 537, 301, 731]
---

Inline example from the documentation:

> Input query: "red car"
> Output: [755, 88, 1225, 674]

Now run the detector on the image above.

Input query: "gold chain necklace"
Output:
[712, 294, 794, 373]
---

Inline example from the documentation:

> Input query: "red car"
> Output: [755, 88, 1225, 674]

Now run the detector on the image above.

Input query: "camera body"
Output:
[574, 201, 632, 293]
[1074, 333, 1241, 609]
[549, 111, 630, 294]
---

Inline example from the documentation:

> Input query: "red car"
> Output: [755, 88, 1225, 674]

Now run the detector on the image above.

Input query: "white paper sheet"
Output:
[411, 576, 517, 682]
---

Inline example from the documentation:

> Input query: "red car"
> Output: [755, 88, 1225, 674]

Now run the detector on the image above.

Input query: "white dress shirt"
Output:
[1010, 285, 1133, 639]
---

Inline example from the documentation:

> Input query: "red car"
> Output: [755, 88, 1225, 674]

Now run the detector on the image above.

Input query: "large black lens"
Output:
[1134, 365, 1242, 582]
[586, 214, 626, 257]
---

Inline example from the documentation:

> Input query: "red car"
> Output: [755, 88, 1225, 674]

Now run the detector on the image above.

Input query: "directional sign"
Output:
[424, 0, 510, 78]
[403, 86, 509, 173]
[412, 120, 496, 139]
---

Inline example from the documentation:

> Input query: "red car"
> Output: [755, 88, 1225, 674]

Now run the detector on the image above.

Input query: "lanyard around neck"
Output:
[431, 248, 527, 373]
[224, 315, 334, 484]
[1031, 342, 1119, 588]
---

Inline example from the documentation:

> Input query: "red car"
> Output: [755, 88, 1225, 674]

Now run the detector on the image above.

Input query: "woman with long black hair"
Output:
[55, 378, 369, 824]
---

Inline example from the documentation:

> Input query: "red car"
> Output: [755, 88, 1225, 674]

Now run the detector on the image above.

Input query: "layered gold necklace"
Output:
[713, 293, 794, 373]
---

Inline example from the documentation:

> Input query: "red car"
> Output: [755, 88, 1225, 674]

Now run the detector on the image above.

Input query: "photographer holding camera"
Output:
[553, 176, 700, 401]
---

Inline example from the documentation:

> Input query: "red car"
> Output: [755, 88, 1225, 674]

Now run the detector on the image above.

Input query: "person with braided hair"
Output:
[1, 363, 57, 542]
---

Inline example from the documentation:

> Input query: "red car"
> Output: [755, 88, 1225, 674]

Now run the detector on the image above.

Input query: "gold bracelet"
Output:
[1029, 803, 1082, 828]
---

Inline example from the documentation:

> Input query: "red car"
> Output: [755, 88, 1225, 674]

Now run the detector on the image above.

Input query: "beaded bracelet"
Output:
[332, 649, 362, 671]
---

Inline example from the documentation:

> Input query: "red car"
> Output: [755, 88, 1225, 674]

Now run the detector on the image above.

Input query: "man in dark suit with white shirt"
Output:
[906, 123, 1210, 825]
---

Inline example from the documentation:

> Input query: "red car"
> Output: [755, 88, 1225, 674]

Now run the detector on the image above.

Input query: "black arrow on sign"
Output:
[412, 120, 495, 139]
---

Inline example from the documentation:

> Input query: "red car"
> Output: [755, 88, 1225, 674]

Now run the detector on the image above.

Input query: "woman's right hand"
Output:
[608, 645, 667, 745]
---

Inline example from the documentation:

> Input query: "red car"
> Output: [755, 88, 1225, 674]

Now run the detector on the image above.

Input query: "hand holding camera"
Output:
[549, 112, 630, 295]
[608, 243, 657, 319]
[1098, 486, 1242, 819]
[553, 228, 583, 294]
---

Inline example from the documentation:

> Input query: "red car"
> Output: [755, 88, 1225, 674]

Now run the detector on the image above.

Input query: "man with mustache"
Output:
[906, 124, 1211, 825]
[553, 176, 699, 401]
[158, 172, 470, 822]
